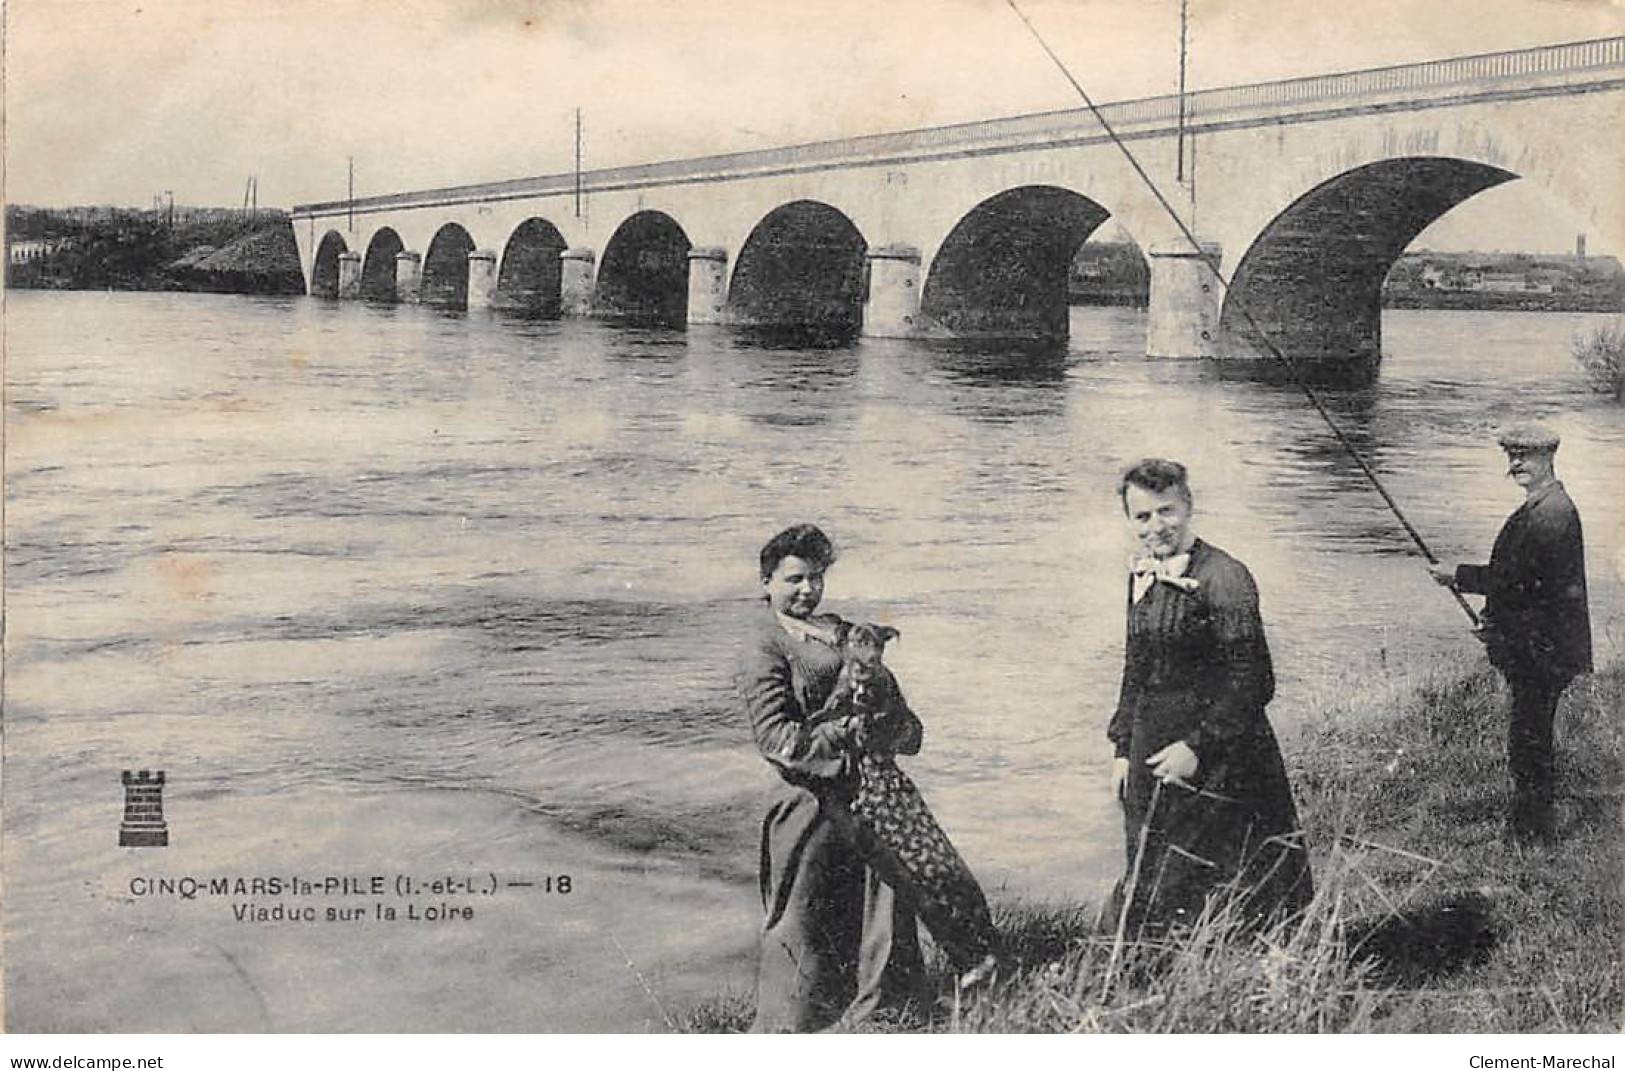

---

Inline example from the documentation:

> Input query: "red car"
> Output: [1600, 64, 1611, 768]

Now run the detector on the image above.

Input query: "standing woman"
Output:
[737, 524, 928, 1032]
[1106, 460, 1312, 935]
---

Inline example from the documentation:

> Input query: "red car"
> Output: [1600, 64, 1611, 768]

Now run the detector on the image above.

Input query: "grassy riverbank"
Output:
[5, 204, 304, 294]
[681, 659, 1623, 1032]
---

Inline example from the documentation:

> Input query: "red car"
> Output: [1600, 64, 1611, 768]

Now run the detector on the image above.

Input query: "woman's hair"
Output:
[758, 523, 836, 581]
[1118, 458, 1192, 511]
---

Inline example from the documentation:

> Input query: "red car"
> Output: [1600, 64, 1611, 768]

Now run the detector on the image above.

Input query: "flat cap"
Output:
[1496, 421, 1560, 452]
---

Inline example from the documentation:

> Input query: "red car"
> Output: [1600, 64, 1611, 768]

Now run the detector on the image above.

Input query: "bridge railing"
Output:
[902, 35, 1625, 141]
[294, 36, 1624, 215]
[1181, 34, 1625, 118]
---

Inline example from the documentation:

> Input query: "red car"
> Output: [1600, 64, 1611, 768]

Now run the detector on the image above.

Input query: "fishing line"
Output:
[1004, 0, 1481, 629]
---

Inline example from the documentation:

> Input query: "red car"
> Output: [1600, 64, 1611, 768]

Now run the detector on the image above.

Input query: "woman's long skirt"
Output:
[1111, 707, 1312, 937]
[753, 785, 928, 1032]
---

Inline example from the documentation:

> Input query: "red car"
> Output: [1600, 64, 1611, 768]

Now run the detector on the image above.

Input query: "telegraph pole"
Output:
[573, 108, 583, 219]
[1175, 0, 1189, 186]
[347, 157, 355, 233]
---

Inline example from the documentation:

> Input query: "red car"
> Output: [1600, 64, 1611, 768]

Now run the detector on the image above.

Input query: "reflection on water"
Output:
[4, 292, 1621, 1025]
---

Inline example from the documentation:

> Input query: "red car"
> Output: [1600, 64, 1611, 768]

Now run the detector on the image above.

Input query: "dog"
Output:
[810, 620, 1000, 987]
[812, 621, 902, 752]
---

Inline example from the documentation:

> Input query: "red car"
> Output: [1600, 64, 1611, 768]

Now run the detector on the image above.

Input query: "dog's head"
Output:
[836, 621, 900, 708]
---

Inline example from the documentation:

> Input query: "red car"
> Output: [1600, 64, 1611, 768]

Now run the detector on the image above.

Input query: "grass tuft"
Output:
[1572, 318, 1625, 400]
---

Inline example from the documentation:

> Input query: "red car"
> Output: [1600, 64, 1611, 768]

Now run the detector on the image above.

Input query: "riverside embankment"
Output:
[684, 658, 1624, 1033]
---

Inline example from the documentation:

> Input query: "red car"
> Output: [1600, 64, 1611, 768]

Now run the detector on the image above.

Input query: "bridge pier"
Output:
[862, 244, 921, 339]
[1146, 240, 1221, 358]
[394, 251, 422, 303]
[336, 251, 362, 300]
[466, 249, 498, 311]
[686, 247, 728, 325]
[560, 248, 596, 316]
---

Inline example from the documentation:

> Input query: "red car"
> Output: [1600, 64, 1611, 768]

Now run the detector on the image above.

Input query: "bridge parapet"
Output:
[292, 36, 1624, 220]
[1181, 34, 1623, 120]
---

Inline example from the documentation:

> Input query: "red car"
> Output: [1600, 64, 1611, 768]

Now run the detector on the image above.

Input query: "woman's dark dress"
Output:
[1106, 540, 1312, 935]
[737, 611, 929, 1032]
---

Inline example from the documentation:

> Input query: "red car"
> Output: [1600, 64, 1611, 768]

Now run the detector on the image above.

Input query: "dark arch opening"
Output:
[921, 186, 1112, 344]
[596, 211, 691, 325]
[496, 217, 568, 317]
[1221, 157, 1516, 369]
[311, 231, 348, 299]
[360, 228, 405, 302]
[422, 222, 477, 309]
[729, 200, 867, 339]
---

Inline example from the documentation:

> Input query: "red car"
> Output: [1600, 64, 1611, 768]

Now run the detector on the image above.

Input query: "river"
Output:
[4, 291, 1620, 1030]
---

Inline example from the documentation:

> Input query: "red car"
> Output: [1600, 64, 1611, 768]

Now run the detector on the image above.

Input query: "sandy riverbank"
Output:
[4, 784, 757, 1031]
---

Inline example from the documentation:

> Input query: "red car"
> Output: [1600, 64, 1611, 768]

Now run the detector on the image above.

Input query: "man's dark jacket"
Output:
[1454, 480, 1592, 681]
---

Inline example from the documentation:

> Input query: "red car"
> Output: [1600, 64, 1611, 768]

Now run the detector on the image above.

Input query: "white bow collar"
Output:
[1129, 552, 1200, 603]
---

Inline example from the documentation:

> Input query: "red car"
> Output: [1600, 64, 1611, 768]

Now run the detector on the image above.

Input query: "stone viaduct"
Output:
[291, 36, 1624, 365]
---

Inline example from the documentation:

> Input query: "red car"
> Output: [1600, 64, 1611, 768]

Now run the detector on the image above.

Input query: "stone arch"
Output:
[422, 222, 477, 309]
[728, 200, 867, 334]
[360, 228, 405, 302]
[496, 217, 568, 316]
[1220, 157, 1515, 366]
[597, 210, 691, 324]
[311, 230, 348, 299]
[920, 185, 1113, 342]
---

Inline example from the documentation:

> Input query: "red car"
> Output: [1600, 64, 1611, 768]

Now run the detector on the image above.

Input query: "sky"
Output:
[5, 0, 1624, 253]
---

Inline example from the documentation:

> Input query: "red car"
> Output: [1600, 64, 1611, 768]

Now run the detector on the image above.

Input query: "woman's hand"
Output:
[1110, 757, 1130, 804]
[1146, 740, 1199, 788]
[840, 714, 871, 754]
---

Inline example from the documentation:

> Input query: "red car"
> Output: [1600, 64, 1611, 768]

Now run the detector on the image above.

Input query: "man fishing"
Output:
[1004, 0, 1594, 848]
[1429, 423, 1593, 845]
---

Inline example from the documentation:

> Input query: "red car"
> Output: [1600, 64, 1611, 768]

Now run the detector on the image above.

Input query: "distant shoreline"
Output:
[5, 205, 304, 296]
[1066, 294, 1625, 312]
[1068, 244, 1625, 314]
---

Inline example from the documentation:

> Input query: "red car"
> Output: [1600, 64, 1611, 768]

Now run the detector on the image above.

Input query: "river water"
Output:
[4, 291, 1621, 1030]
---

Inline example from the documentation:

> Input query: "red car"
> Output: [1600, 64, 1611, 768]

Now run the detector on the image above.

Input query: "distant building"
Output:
[1385, 249, 1623, 312]
[7, 237, 69, 264]
[1415, 263, 1551, 294]
[1474, 275, 1553, 294]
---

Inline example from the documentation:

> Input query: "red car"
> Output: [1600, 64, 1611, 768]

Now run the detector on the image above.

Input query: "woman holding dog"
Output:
[736, 523, 930, 1032]
[1105, 459, 1313, 936]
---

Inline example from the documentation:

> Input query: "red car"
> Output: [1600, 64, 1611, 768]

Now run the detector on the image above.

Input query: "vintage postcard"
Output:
[3, 0, 1622, 1037]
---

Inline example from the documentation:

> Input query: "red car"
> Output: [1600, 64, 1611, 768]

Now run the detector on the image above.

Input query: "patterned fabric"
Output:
[841, 751, 997, 969]
[810, 621, 996, 972]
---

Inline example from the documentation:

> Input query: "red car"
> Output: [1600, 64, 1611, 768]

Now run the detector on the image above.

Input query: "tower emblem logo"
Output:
[119, 769, 168, 847]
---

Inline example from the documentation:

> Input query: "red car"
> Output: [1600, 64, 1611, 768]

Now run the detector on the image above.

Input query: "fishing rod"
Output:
[1004, 0, 1480, 629]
